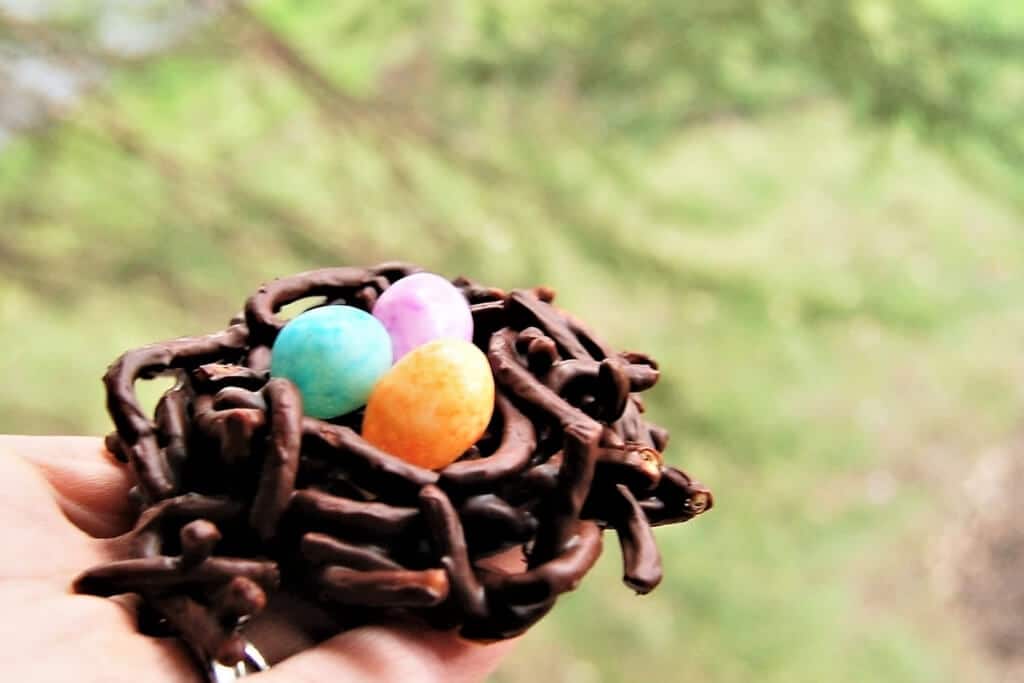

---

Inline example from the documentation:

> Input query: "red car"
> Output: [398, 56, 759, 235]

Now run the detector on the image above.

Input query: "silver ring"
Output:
[207, 642, 270, 682]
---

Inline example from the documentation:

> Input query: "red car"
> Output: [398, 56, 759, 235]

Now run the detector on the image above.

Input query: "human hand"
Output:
[0, 435, 516, 683]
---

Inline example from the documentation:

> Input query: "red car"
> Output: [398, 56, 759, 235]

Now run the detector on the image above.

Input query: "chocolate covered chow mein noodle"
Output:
[76, 263, 712, 672]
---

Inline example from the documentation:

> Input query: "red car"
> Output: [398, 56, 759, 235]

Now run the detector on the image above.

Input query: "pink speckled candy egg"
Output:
[372, 272, 473, 361]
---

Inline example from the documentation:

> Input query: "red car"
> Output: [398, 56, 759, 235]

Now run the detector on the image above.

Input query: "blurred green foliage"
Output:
[2, 1, 1024, 681]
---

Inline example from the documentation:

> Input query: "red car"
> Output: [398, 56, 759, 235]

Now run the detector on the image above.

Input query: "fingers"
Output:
[1, 436, 137, 538]
[0, 593, 198, 683]
[3, 435, 519, 683]
[261, 624, 517, 683]
[263, 548, 526, 683]
[0, 442, 115, 579]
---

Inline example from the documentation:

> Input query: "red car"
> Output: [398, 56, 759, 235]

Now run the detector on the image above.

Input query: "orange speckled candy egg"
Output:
[362, 339, 495, 470]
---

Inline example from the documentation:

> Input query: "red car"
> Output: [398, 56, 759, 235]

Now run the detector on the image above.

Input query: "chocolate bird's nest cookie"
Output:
[76, 263, 712, 666]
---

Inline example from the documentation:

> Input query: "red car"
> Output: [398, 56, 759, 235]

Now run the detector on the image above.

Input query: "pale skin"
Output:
[0, 436, 516, 683]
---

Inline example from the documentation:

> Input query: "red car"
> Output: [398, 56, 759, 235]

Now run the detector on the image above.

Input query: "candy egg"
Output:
[362, 339, 495, 470]
[373, 272, 473, 362]
[270, 305, 392, 419]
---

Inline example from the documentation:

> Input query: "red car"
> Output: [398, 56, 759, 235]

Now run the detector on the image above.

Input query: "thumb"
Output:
[1, 435, 137, 538]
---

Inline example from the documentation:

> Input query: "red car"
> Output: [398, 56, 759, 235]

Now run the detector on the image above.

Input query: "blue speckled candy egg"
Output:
[270, 305, 392, 419]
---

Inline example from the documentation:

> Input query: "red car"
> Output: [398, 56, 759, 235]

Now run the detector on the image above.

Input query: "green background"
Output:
[2, 1, 1023, 681]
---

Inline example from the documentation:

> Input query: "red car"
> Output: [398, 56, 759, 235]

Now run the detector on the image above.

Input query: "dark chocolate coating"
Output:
[300, 533, 403, 571]
[317, 567, 449, 607]
[75, 264, 712, 664]
[249, 379, 303, 541]
[440, 394, 536, 488]
[611, 484, 663, 594]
